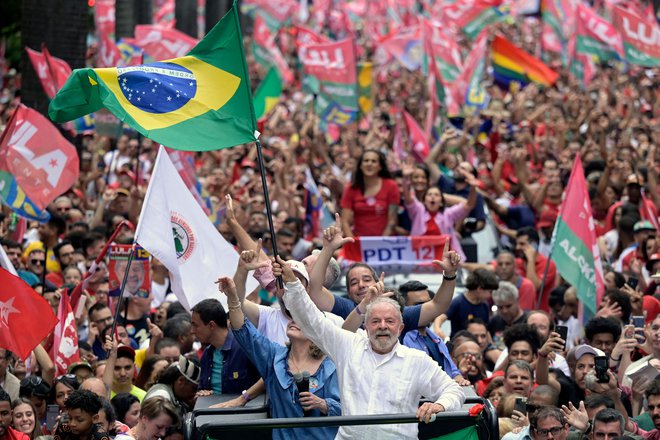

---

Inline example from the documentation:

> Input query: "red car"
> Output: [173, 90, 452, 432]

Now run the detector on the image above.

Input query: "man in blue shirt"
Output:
[191, 299, 259, 395]
[399, 280, 470, 386]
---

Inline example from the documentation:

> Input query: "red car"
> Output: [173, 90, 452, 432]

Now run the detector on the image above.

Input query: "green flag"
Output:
[253, 68, 282, 120]
[48, 1, 257, 151]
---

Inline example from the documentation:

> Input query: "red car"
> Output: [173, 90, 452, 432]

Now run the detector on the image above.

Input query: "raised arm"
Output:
[342, 274, 387, 332]
[278, 257, 356, 362]
[309, 214, 354, 312]
[232, 239, 270, 326]
[225, 194, 269, 261]
[418, 240, 460, 327]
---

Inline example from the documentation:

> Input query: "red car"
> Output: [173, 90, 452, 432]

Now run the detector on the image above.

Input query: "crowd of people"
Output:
[0, 2, 659, 440]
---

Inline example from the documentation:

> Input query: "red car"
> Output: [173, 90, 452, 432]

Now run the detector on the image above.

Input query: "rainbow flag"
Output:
[491, 36, 559, 87]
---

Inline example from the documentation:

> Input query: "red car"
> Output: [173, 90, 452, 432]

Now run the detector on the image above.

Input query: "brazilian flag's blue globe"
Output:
[48, 1, 257, 151]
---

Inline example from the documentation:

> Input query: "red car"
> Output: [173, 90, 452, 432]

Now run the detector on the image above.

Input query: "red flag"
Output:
[42, 46, 72, 91]
[0, 104, 79, 210]
[97, 33, 123, 68]
[392, 114, 406, 161]
[26, 46, 72, 99]
[26, 47, 57, 98]
[403, 111, 430, 161]
[254, 15, 295, 84]
[153, 0, 175, 28]
[51, 289, 80, 376]
[95, 0, 116, 38]
[0, 267, 58, 360]
[378, 26, 423, 71]
[613, 5, 660, 65]
[133, 25, 198, 60]
[293, 25, 330, 47]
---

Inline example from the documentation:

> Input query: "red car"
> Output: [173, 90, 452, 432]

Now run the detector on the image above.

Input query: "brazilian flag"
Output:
[253, 68, 282, 120]
[48, 1, 257, 151]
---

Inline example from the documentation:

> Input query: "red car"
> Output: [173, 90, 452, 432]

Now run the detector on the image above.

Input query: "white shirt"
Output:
[284, 280, 465, 440]
[257, 304, 344, 345]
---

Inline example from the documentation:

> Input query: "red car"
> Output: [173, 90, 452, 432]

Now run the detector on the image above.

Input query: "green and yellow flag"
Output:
[48, 1, 256, 151]
[253, 68, 282, 120]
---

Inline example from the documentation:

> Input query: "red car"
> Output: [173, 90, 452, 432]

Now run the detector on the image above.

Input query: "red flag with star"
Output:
[0, 104, 79, 211]
[0, 267, 58, 360]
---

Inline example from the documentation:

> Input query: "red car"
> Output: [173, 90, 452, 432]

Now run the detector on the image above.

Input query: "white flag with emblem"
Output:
[135, 147, 257, 310]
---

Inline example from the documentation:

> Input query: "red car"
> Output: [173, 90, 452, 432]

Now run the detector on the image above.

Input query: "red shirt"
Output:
[6, 427, 30, 440]
[516, 254, 556, 312]
[425, 215, 442, 236]
[341, 178, 400, 236]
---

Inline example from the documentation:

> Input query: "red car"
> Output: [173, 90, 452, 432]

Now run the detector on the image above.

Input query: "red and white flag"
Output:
[0, 105, 79, 210]
[95, 0, 116, 38]
[25, 46, 72, 99]
[403, 111, 430, 161]
[134, 25, 198, 60]
[51, 288, 80, 376]
[153, 0, 175, 28]
[0, 267, 58, 360]
[97, 33, 123, 68]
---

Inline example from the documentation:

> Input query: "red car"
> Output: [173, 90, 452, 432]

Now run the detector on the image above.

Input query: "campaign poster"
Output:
[108, 244, 151, 298]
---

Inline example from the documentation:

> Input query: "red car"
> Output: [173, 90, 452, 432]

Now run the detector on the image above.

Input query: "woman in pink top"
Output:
[403, 169, 477, 260]
[341, 149, 400, 237]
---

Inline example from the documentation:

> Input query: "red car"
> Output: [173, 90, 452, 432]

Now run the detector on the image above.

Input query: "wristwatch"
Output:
[582, 421, 592, 435]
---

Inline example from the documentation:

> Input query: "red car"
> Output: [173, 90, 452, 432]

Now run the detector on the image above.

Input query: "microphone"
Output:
[294, 371, 311, 416]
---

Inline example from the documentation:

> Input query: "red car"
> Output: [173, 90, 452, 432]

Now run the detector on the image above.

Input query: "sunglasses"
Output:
[21, 375, 43, 387]
[30, 259, 44, 266]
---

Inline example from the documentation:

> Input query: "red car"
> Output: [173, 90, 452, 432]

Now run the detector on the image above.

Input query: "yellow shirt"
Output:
[111, 384, 147, 402]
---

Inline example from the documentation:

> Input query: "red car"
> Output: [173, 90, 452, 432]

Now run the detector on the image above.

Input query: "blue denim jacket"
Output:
[233, 319, 341, 440]
[402, 327, 462, 378]
[198, 330, 260, 394]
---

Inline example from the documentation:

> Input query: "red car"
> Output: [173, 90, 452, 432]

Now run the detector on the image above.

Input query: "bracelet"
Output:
[610, 354, 622, 362]
[356, 305, 364, 316]
[228, 302, 241, 312]
[443, 273, 457, 281]
[537, 351, 549, 358]
[241, 390, 251, 402]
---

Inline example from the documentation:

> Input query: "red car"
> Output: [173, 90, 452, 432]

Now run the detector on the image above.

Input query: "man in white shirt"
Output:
[278, 257, 465, 439]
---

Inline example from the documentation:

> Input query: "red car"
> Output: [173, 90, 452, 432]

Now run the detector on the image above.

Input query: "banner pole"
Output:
[106, 245, 136, 357]
[255, 139, 283, 289]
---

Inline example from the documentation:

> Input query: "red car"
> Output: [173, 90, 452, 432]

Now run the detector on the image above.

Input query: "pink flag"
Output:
[52, 288, 80, 376]
[449, 30, 488, 111]
[403, 111, 430, 161]
[134, 25, 198, 60]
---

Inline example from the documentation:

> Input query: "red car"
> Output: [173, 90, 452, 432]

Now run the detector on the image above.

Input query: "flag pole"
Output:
[254, 139, 284, 289]
[106, 245, 136, 356]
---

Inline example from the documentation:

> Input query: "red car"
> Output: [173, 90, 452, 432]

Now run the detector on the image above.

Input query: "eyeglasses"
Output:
[456, 352, 483, 360]
[56, 373, 77, 381]
[534, 426, 564, 437]
[30, 259, 44, 266]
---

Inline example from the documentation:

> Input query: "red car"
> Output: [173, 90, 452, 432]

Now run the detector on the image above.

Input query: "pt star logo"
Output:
[0, 297, 19, 328]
